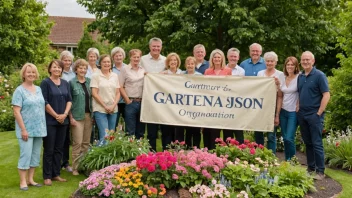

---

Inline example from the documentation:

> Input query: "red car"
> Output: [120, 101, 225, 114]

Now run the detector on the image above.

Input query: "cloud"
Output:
[42, 0, 95, 18]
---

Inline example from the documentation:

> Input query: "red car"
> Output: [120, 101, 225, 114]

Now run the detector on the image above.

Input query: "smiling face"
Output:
[149, 41, 162, 58]
[265, 58, 277, 70]
[250, 45, 262, 62]
[88, 52, 98, 65]
[100, 56, 112, 72]
[285, 61, 296, 75]
[168, 56, 178, 70]
[113, 52, 124, 65]
[212, 53, 223, 67]
[300, 52, 315, 71]
[130, 53, 141, 67]
[76, 65, 88, 78]
[23, 66, 37, 83]
[227, 51, 240, 66]
[193, 47, 206, 63]
[62, 56, 72, 70]
[186, 59, 196, 73]
[49, 62, 63, 77]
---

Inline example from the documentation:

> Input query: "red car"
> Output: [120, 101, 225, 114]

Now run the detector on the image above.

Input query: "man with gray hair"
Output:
[240, 43, 267, 146]
[193, 44, 209, 74]
[140, 37, 166, 152]
[297, 51, 330, 180]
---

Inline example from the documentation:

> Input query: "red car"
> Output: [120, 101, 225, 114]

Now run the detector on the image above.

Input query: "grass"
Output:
[325, 168, 352, 198]
[1, 131, 351, 198]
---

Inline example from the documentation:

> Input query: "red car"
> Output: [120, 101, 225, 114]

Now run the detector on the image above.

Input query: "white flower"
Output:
[5, 84, 9, 88]
[4, 79, 7, 82]
[2, 110, 6, 112]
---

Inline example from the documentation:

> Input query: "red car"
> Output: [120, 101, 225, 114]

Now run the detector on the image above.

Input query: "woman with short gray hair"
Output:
[86, 48, 100, 78]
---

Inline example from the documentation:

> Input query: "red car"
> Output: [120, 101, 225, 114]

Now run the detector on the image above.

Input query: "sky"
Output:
[42, 0, 95, 18]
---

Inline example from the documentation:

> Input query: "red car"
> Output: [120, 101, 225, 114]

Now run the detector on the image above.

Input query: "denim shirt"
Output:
[70, 77, 92, 120]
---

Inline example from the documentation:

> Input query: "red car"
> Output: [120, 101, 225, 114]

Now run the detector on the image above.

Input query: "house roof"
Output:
[48, 16, 97, 45]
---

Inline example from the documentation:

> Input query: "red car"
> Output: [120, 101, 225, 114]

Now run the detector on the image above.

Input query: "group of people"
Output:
[12, 37, 330, 190]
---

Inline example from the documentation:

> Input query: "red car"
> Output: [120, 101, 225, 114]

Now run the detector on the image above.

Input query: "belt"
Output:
[129, 97, 142, 102]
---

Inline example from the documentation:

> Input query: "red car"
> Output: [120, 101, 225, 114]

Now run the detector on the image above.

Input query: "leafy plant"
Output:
[78, 130, 150, 173]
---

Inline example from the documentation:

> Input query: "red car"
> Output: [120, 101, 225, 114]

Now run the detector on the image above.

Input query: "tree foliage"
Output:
[78, 0, 338, 63]
[326, 1, 352, 130]
[0, 0, 53, 74]
[76, 24, 112, 59]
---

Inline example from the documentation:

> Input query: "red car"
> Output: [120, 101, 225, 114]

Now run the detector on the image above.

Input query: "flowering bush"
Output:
[214, 138, 277, 166]
[166, 140, 187, 152]
[172, 148, 228, 188]
[324, 127, 352, 170]
[136, 151, 177, 188]
[78, 130, 150, 174]
[189, 179, 230, 198]
[0, 72, 15, 132]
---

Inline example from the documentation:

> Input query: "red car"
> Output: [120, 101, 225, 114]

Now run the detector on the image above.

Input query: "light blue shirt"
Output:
[112, 63, 126, 75]
[239, 57, 266, 76]
[62, 68, 76, 82]
[183, 71, 203, 75]
[11, 85, 47, 138]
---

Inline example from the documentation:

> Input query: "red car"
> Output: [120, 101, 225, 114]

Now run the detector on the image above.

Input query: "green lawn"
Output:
[0, 131, 351, 198]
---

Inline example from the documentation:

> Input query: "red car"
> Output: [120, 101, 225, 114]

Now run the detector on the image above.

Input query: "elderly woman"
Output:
[90, 55, 120, 146]
[160, 52, 183, 74]
[86, 47, 100, 78]
[257, 51, 285, 154]
[278, 57, 300, 160]
[203, 49, 232, 150]
[159, 53, 184, 149]
[183, 57, 202, 148]
[119, 49, 145, 139]
[12, 63, 47, 190]
[69, 59, 92, 175]
[60, 50, 75, 82]
[59, 50, 75, 173]
[40, 60, 72, 185]
[111, 47, 127, 130]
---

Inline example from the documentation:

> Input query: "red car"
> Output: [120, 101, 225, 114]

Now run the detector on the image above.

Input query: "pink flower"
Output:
[180, 141, 185, 145]
[172, 174, 179, 180]
[250, 148, 256, 155]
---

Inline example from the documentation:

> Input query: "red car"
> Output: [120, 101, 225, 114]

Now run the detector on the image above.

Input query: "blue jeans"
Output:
[124, 101, 145, 139]
[267, 127, 277, 154]
[297, 111, 325, 173]
[280, 109, 298, 160]
[94, 111, 118, 146]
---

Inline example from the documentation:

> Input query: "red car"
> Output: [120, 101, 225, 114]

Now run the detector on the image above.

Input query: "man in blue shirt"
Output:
[297, 51, 330, 180]
[240, 43, 267, 146]
[193, 44, 209, 74]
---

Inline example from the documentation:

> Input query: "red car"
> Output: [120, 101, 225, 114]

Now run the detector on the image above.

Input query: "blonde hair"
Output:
[209, 49, 226, 69]
[165, 53, 181, 69]
[20, 63, 39, 82]
[185, 56, 197, 66]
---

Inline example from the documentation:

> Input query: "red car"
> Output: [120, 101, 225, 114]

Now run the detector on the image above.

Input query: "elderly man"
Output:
[140, 37, 168, 151]
[193, 44, 209, 74]
[240, 43, 267, 146]
[297, 51, 330, 180]
[223, 48, 245, 144]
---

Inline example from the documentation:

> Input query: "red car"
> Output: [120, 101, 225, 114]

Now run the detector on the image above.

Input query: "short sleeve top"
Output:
[90, 72, 120, 113]
[11, 85, 47, 138]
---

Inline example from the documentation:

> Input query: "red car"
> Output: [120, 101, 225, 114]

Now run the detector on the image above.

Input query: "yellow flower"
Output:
[135, 178, 141, 183]
[138, 190, 143, 195]
[122, 183, 128, 187]
[147, 190, 152, 195]
[133, 183, 139, 188]
[128, 181, 133, 186]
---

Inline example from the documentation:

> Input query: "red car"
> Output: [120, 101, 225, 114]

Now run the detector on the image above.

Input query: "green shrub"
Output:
[78, 130, 150, 173]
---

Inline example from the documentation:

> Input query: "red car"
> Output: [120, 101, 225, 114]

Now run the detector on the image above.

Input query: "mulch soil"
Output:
[71, 151, 343, 198]
[276, 151, 342, 198]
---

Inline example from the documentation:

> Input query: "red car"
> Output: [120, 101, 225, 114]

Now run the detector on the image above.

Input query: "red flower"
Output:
[109, 136, 115, 141]
[244, 139, 250, 144]
[259, 144, 264, 149]
[230, 139, 239, 146]
[0, 95, 4, 99]
[336, 142, 340, 147]
[180, 141, 185, 145]
[250, 148, 256, 155]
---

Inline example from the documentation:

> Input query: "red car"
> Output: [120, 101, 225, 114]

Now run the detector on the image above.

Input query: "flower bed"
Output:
[78, 138, 314, 197]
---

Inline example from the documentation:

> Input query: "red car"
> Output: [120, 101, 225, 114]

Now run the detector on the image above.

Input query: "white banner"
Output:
[141, 74, 277, 132]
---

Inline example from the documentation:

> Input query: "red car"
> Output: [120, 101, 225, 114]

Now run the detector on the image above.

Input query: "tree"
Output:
[0, 0, 53, 74]
[326, 1, 352, 130]
[76, 24, 112, 59]
[78, 0, 339, 64]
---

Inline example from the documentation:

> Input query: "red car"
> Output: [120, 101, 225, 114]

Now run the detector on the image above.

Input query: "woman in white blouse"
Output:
[278, 56, 300, 160]
[257, 51, 285, 154]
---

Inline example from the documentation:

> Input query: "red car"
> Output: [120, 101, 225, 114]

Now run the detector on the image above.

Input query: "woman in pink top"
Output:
[203, 49, 231, 150]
